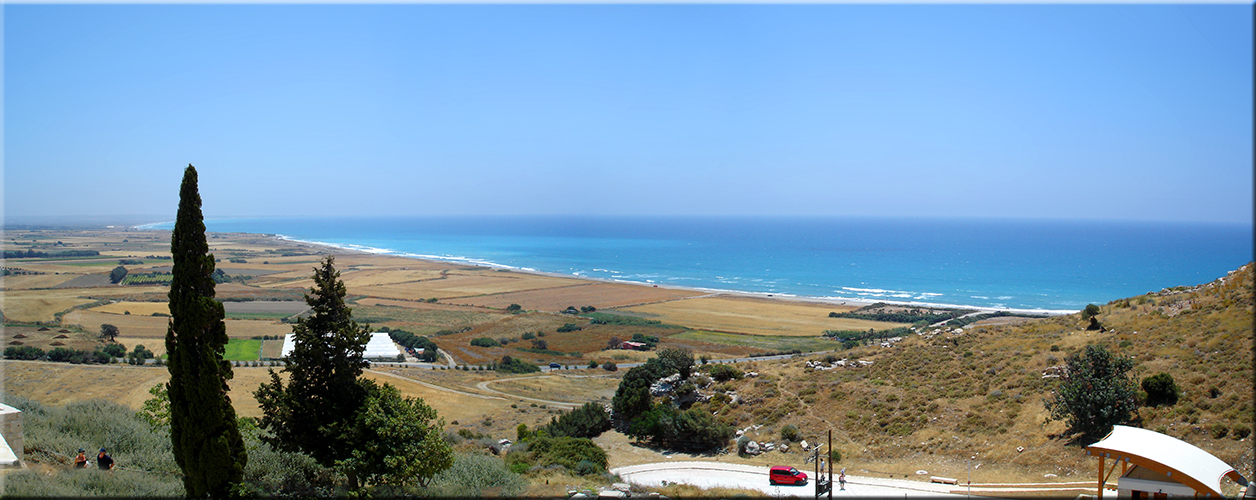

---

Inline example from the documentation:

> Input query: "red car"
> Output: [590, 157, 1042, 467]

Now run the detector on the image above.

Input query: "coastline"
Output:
[259, 231, 1072, 317]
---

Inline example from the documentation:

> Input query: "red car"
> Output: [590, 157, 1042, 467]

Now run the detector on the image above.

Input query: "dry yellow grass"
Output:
[489, 374, 621, 403]
[340, 273, 582, 301]
[91, 301, 169, 316]
[450, 282, 704, 312]
[1, 289, 114, 323]
[0, 274, 82, 290]
[619, 295, 903, 336]
[339, 268, 446, 287]
[3, 362, 171, 410]
[61, 310, 290, 350]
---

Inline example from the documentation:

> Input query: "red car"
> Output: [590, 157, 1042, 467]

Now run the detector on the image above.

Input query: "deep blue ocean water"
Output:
[141, 216, 1252, 313]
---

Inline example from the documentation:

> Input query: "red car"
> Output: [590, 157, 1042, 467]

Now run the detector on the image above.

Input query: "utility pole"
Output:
[828, 429, 833, 500]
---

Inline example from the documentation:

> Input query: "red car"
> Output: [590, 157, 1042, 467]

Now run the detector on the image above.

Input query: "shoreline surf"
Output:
[265, 231, 1072, 317]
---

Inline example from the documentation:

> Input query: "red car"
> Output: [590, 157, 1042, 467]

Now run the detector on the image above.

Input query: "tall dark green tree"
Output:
[165, 164, 246, 497]
[1044, 344, 1139, 441]
[255, 255, 373, 487]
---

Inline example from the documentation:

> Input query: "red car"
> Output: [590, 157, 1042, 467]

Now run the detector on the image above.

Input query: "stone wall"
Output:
[0, 403, 23, 466]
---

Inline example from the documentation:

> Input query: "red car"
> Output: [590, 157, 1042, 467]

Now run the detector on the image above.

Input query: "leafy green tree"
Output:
[1044, 344, 1138, 440]
[1141, 372, 1181, 407]
[100, 323, 120, 342]
[658, 347, 694, 379]
[336, 379, 453, 488]
[1081, 304, 1101, 321]
[611, 358, 667, 426]
[255, 255, 373, 488]
[165, 164, 246, 497]
[139, 383, 171, 428]
[627, 405, 734, 453]
[110, 265, 129, 284]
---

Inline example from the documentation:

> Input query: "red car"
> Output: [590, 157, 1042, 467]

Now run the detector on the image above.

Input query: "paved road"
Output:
[611, 462, 964, 498]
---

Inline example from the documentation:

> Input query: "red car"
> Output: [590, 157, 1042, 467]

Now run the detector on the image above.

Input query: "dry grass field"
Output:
[449, 282, 705, 312]
[618, 295, 905, 337]
[90, 301, 170, 316]
[2, 288, 130, 323]
[342, 272, 585, 302]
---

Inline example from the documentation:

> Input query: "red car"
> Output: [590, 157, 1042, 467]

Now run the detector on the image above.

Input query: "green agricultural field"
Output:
[671, 330, 838, 353]
[224, 339, 262, 361]
[121, 273, 174, 285]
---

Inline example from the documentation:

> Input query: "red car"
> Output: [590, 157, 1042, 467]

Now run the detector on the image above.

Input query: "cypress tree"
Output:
[255, 255, 372, 487]
[166, 164, 246, 497]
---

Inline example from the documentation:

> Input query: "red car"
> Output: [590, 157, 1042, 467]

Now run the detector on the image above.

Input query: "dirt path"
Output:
[364, 369, 504, 401]
[474, 375, 580, 408]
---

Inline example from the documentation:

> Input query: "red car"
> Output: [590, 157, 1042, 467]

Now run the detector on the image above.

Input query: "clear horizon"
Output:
[5, 4, 1253, 225]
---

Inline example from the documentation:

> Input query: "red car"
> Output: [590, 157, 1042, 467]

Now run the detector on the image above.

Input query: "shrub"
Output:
[602, 362, 617, 372]
[780, 424, 800, 442]
[427, 452, 526, 497]
[627, 405, 734, 453]
[1141, 373, 1181, 407]
[707, 364, 743, 382]
[587, 360, 599, 369]
[556, 323, 581, 333]
[497, 356, 541, 374]
[470, 337, 500, 348]
[515, 436, 608, 472]
[1210, 423, 1230, 439]
[541, 402, 612, 439]
[522, 332, 536, 340]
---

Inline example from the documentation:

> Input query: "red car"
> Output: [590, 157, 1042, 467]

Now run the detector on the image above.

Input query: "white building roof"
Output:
[281, 332, 402, 360]
[1087, 425, 1243, 497]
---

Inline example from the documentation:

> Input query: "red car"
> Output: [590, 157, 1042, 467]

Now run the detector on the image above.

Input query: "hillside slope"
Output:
[683, 263, 1253, 491]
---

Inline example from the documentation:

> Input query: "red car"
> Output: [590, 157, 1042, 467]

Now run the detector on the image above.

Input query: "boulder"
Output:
[745, 440, 761, 455]
[779, 443, 789, 453]
[736, 429, 744, 437]
[800, 440, 810, 451]
[763, 442, 775, 451]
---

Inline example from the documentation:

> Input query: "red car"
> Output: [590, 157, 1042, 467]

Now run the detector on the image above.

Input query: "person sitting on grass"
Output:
[74, 449, 88, 468]
[96, 448, 114, 471]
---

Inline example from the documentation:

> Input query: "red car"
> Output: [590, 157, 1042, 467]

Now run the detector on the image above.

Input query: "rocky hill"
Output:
[681, 263, 1253, 490]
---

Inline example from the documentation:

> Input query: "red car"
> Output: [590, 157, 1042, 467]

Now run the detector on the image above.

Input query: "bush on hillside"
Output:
[627, 405, 734, 453]
[470, 337, 500, 348]
[1141, 373, 1181, 407]
[706, 364, 743, 382]
[496, 356, 540, 374]
[540, 402, 612, 439]
[505, 436, 608, 475]
[424, 452, 527, 497]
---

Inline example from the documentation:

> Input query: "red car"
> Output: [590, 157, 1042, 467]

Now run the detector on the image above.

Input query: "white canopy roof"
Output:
[281, 332, 402, 360]
[1087, 425, 1243, 496]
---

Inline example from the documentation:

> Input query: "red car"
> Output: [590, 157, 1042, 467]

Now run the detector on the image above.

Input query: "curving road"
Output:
[611, 462, 964, 498]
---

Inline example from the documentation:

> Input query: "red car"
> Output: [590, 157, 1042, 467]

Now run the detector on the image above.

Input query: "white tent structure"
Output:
[281, 332, 402, 360]
[1086, 425, 1247, 498]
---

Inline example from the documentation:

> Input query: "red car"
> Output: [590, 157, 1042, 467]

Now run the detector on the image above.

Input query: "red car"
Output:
[769, 466, 808, 485]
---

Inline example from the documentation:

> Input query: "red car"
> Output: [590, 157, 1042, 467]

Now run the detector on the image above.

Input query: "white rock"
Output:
[800, 440, 810, 451]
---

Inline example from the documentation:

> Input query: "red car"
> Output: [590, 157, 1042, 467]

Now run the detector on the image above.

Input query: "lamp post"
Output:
[967, 454, 975, 498]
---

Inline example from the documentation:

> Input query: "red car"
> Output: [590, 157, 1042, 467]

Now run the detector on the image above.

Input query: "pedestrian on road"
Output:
[839, 469, 846, 490]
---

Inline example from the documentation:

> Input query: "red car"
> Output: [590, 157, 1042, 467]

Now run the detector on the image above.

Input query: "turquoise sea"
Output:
[141, 216, 1252, 314]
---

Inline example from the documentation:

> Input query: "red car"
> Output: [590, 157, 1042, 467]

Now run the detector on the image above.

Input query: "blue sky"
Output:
[4, 4, 1252, 224]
